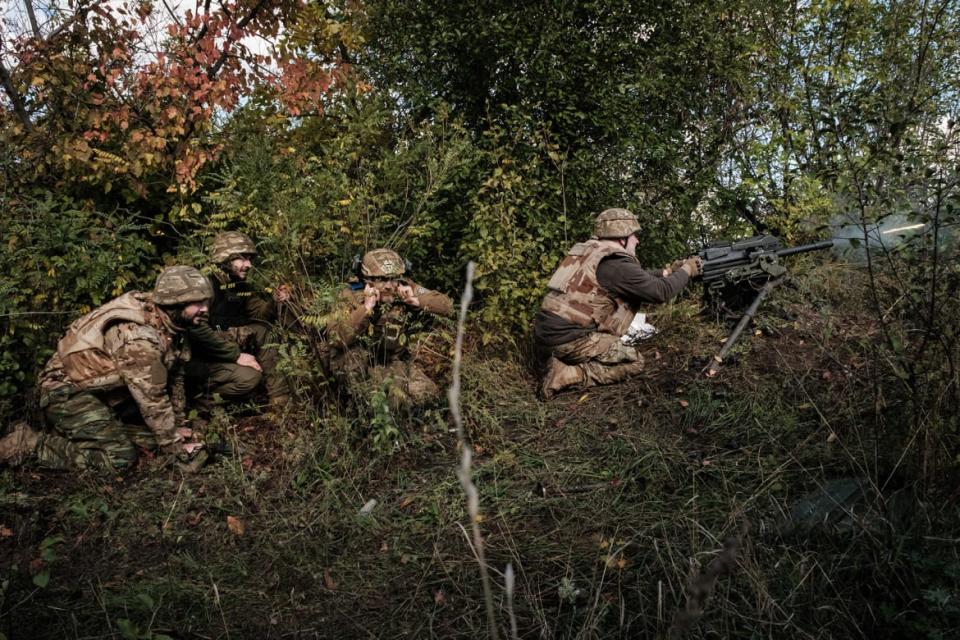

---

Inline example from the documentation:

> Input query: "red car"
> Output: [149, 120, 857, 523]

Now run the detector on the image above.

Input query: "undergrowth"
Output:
[1, 263, 959, 639]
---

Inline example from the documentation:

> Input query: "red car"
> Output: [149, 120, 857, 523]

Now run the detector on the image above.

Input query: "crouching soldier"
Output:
[327, 249, 453, 409]
[0, 267, 208, 470]
[534, 208, 701, 399]
[186, 231, 292, 410]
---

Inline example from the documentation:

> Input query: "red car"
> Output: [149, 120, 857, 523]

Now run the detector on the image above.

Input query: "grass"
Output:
[2, 264, 959, 639]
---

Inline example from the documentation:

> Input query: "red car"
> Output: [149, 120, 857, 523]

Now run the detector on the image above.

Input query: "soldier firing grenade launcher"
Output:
[698, 235, 834, 376]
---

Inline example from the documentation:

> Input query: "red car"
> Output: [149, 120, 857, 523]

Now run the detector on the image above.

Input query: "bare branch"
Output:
[23, 0, 42, 38]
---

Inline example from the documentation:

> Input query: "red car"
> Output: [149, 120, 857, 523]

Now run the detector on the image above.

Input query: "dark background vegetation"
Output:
[1, 1, 959, 638]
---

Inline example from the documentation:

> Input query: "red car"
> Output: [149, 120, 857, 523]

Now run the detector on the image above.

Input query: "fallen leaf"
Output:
[433, 588, 446, 605]
[654, 351, 662, 360]
[399, 496, 415, 509]
[701, 459, 714, 466]
[827, 432, 838, 443]
[380, 542, 389, 552]
[323, 569, 337, 590]
[187, 512, 202, 526]
[822, 370, 833, 380]
[678, 400, 689, 408]
[0, 525, 12, 537]
[226, 515, 245, 536]
[577, 393, 590, 403]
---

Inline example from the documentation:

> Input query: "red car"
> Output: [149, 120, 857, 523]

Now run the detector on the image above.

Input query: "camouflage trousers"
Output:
[37, 383, 157, 472]
[332, 348, 440, 410]
[186, 323, 291, 402]
[540, 332, 644, 397]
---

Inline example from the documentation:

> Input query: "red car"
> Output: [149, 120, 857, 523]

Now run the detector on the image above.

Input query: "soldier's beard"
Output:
[178, 309, 207, 327]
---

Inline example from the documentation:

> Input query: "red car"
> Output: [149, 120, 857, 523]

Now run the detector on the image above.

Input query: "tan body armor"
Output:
[540, 239, 637, 336]
[57, 292, 165, 390]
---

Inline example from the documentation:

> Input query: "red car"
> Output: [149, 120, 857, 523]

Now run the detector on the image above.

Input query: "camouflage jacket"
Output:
[40, 294, 189, 447]
[326, 280, 453, 358]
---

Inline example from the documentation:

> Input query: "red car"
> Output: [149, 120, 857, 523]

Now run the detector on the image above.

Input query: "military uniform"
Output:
[185, 231, 290, 405]
[535, 209, 696, 398]
[22, 267, 210, 471]
[327, 249, 453, 409]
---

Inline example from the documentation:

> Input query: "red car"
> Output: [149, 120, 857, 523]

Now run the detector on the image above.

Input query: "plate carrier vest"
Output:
[57, 292, 164, 390]
[540, 239, 636, 335]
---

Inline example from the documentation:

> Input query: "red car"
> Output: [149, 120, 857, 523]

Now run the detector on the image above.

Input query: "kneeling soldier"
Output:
[327, 249, 453, 409]
[186, 231, 292, 409]
[534, 208, 701, 399]
[0, 267, 208, 470]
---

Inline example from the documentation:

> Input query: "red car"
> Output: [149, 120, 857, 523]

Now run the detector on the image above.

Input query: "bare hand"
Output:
[396, 283, 420, 307]
[363, 284, 380, 311]
[236, 353, 263, 372]
[175, 427, 194, 440]
[273, 284, 292, 303]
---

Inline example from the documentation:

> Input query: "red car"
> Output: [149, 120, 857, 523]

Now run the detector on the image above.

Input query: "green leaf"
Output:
[32, 570, 50, 588]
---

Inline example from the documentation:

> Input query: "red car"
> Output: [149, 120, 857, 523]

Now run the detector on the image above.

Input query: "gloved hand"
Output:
[662, 259, 686, 276]
[681, 256, 703, 278]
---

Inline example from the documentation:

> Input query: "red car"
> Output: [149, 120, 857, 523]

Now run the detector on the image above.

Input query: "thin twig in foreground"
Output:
[448, 261, 500, 640]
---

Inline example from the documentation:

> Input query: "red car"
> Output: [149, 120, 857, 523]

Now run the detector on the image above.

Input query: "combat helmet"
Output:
[361, 248, 406, 278]
[154, 266, 213, 306]
[210, 231, 257, 264]
[594, 208, 641, 239]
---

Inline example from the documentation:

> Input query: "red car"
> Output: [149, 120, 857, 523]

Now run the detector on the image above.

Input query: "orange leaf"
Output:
[323, 569, 337, 591]
[226, 515, 244, 536]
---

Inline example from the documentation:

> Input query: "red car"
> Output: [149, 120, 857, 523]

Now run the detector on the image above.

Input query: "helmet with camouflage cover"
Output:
[210, 231, 257, 264]
[154, 266, 213, 306]
[361, 248, 406, 278]
[594, 208, 641, 239]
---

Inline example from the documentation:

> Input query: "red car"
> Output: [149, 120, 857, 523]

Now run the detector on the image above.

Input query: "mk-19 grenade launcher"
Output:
[698, 235, 834, 375]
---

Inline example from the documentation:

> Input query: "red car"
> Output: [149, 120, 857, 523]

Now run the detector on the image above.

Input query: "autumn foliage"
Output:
[1, 0, 337, 199]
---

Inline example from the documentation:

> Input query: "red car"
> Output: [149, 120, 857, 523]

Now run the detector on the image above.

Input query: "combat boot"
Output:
[0, 421, 40, 466]
[539, 358, 585, 400]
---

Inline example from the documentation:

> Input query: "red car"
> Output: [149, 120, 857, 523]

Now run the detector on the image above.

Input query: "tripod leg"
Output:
[705, 278, 782, 377]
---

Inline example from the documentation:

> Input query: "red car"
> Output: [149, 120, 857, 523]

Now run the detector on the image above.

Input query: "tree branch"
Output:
[23, 0, 42, 38]
[0, 58, 33, 131]
[206, 0, 270, 80]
